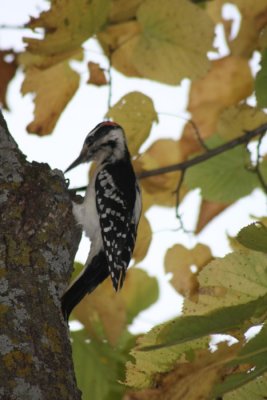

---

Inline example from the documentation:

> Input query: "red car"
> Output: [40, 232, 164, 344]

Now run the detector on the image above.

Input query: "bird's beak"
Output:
[65, 147, 88, 173]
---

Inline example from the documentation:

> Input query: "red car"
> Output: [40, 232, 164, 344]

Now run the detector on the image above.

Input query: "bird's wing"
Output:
[95, 168, 137, 289]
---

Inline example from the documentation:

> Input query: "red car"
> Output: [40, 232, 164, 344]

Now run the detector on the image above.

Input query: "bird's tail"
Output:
[61, 251, 109, 320]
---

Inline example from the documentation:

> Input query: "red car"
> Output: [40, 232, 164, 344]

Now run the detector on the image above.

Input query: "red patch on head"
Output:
[101, 121, 119, 127]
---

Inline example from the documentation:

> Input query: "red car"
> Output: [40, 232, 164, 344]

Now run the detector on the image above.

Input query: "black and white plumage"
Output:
[61, 121, 141, 320]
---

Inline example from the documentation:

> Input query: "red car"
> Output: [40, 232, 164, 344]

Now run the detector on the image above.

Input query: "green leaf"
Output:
[255, 49, 267, 108]
[72, 329, 135, 400]
[213, 325, 267, 398]
[107, 91, 158, 155]
[185, 136, 258, 202]
[141, 295, 267, 351]
[184, 249, 267, 316]
[134, 0, 214, 84]
[126, 295, 267, 389]
[236, 222, 267, 253]
[224, 373, 267, 400]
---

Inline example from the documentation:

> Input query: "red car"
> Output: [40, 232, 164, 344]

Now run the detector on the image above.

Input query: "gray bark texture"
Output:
[0, 111, 82, 400]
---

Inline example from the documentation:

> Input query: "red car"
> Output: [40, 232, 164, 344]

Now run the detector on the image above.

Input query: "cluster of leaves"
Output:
[3, 0, 267, 399]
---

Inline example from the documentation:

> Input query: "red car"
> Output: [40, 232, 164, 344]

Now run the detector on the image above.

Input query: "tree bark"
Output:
[0, 111, 82, 399]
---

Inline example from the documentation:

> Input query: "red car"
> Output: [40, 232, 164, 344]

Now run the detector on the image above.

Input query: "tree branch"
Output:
[138, 123, 267, 179]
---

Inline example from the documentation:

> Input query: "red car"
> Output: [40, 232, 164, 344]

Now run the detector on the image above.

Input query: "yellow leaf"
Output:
[107, 91, 158, 155]
[133, 215, 152, 263]
[109, 0, 142, 23]
[217, 105, 267, 140]
[100, 0, 214, 84]
[135, 139, 184, 208]
[188, 56, 253, 137]
[134, 0, 214, 84]
[87, 62, 107, 86]
[19, 48, 83, 69]
[127, 343, 240, 400]
[24, 0, 110, 55]
[21, 61, 79, 135]
[165, 244, 213, 298]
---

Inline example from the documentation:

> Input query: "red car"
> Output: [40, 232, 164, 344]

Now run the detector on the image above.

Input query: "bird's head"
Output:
[65, 121, 127, 172]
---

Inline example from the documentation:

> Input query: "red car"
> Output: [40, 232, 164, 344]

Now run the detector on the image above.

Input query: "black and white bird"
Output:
[61, 121, 142, 320]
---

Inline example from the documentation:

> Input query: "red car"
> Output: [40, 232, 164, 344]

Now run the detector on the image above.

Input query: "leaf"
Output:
[109, 0, 143, 23]
[0, 50, 18, 109]
[185, 136, 258, 203]
[133, 0, 214, 84]
[236, 222, 267, 253]
[255, 49, 267, 108]
[125, 329, 209, 389]
[133, 215, 152, 263]
[207, 0, 267, 57]
[213, 324, 267, 398]
[180, 57, 253, 157]
[72, 329, 134, 400]
[24, 0, 110, 55]
[143, 296, 267, 351]
[73, 267, 159, 345]
[21, 60, 79, 135]
[127, 343, 240, 400]
[224, 373, 267, 400]
[164, 243, 213, 298]
[126, 294, 267, 390]
[135, 139, 184, 208]
[195, 200, 230, 233]
[87, 61, 107, 86]
[100, 0, 214, 84]
[107, 91, 158, 155]
[184, 249, 267, 316]
[216, 105, 267, 141]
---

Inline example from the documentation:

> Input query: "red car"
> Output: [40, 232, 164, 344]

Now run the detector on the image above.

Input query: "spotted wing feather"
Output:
[95, 165, 137, 290]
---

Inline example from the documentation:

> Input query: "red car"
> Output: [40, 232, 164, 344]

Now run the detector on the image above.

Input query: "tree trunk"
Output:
[0, 111, 82, 399]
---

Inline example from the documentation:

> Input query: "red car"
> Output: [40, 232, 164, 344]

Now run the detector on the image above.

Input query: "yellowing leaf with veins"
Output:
[73, 267, 158, 345]
[134, 0, 214, 83]
[25, 0, 110, 55]
[127, 343, 239, 400]
[217, 105, 267, 140]
[107, 91, 157, 155]
[165, 244, 213, 298]
[133, 215, 152, 263]
[184, 249, 267, 316]
[180, 57, 253, 158]
[21, 61, 79, 135]
[135, 139, 184, 208]
[100, 0, 214, 84]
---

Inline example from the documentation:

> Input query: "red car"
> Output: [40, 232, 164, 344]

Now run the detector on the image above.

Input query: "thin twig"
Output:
[173, 169, 191, 233]
[188, 120, 210, 151]
[0, 24, 27, 30]
[253, 132, 267, 194]
[107, 50, 112, 112]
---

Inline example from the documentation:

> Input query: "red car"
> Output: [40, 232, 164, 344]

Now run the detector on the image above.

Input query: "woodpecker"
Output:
[61, 121, 142, 320]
